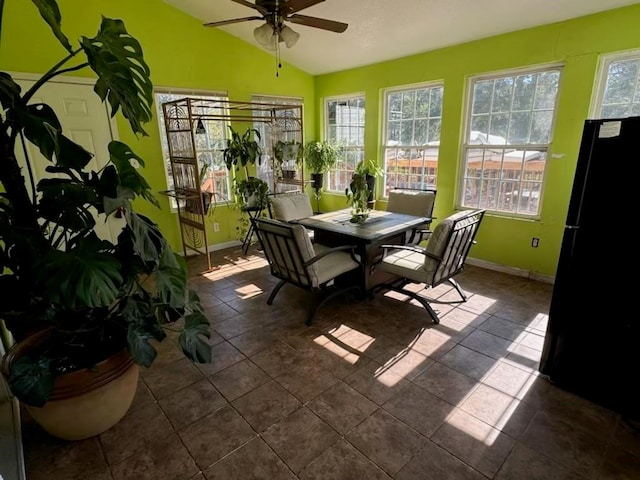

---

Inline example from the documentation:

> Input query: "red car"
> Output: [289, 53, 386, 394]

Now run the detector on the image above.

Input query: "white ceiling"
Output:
[165, 0, 639, 75]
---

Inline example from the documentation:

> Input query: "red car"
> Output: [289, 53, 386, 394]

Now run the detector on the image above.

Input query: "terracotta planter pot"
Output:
[1, 330, 139, 440]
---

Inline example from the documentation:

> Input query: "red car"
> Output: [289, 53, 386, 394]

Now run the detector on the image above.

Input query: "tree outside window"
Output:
[595, 53, 640, 118]
[382, 85, 443, 197]
[461, 67, 561, 216]
[325, 95, 365, 193]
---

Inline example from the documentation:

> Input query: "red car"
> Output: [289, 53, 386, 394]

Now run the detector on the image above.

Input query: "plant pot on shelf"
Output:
[243, 192, 259, 209]
[311, 172, 324, 190]
[1, 329, 139, 441]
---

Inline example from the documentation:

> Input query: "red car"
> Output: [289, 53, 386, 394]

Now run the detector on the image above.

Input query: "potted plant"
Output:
[345, 160, 383, 223]
[231, 176, 269, 249]
[222, 126, 262, 175]
[304, 140, 339, 191]
[234, 176, 270, 210]
[0, 1, 211, 440]
[273, 139, 302, 180]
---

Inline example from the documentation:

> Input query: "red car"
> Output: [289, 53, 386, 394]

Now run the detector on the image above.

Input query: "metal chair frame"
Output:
[373, 209, 485, 324]
[252, 217, 364, 325]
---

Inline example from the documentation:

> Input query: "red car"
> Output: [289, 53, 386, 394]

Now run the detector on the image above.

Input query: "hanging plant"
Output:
[222, 126, 262, 172]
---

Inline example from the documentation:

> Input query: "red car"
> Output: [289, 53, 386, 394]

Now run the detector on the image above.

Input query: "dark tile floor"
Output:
[22, 246, 640, 479]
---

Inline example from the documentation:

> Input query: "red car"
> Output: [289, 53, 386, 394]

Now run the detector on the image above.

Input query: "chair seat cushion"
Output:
[378, 249, 427, 284]
[313, 244, 361, 287]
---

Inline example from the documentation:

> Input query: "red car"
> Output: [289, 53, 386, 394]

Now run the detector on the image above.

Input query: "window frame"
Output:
[380, 81, 444, 199]
[324, 92, 366, 194]
[591, 49, 640, 119]
[458, 64, 563, 219]
[154, 86, 231, 211]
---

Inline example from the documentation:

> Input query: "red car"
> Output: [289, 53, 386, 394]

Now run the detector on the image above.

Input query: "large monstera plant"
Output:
[0, 0, 211, 407]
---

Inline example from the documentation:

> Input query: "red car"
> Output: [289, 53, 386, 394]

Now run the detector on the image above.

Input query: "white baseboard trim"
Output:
[466, 257, 555, 284]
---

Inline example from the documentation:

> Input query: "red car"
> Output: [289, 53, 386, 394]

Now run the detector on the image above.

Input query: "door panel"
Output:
[15, 79, 124, 243]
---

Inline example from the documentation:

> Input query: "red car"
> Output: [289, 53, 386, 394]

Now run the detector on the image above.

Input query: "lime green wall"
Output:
[0, 0, 315, 250]
[4, 1, 640, 277]
[315, 4, 640, 278]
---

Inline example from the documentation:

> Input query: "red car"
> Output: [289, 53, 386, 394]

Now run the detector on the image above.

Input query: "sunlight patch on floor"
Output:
[234, 284, 263, 299]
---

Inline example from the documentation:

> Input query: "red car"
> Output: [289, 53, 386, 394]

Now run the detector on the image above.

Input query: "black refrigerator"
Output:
[540, 116, 639, 419]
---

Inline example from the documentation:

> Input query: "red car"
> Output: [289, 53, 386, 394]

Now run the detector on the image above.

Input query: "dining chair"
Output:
[372, 209, 485, 323]
[386, 188, 437, 245]
[267, 191, 314, 222]
[268, 191, 315, 241]
[252, 217, 363, 325]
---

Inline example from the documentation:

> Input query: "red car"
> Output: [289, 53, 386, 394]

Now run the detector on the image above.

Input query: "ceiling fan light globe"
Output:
[253, 22, 276, 48]
[280, 25, 300, 48]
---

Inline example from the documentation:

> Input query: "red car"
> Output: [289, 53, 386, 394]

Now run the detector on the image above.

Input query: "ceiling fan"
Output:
[204, 0, 348, 50]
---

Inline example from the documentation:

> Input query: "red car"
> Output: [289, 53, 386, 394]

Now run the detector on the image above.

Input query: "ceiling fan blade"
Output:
[231, 0, 268, 16]
[280, 0, 325, 15]
[287, 14, 348, 33]
[204, 16, 263, 27]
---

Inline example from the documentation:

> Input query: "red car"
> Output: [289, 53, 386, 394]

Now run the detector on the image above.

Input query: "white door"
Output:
[14, 77, 124, 243]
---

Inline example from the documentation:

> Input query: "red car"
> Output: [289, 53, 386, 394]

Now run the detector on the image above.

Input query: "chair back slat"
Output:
[252, 217, 315, 287]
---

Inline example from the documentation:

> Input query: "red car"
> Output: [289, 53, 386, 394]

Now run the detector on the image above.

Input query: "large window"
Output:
[155, 90, 231, 208]
[252, 95, 303, 191]
[325, 95, 365, 192]
[382, 84, 443, 197]
[593, 51, 640, 119]
[460, 67, 561, 216]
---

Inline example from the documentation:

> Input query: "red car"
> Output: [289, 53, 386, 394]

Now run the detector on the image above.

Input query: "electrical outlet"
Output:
[531, 237, 539, 248]
[213, 222, 220, 232]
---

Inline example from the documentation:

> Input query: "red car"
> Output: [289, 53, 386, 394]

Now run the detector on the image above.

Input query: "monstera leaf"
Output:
[109, 141, 159, 207]
[0, 73, 22, 111]
[124, 211, 164, 263]
[29, 0, 72, 52]
[9, 356, 54, 407]
[37, 178, 97, 231]
[126, 318, 167, 368]
[80, 17, 153, 136]
[179, 311, 212, 363]
[37, 234, 122, 308]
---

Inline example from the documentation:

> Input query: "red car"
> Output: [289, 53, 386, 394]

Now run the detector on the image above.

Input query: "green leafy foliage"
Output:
[8, 356, 54, 408]
[234, 176, 269, 210]
[345, 160, 382, 223]
[36, 234, 123, 308]
[81, 17, 153, 136]
[0, 73, 22, 111]
[223, 126, 262, 171]
[30, 0, 72, 52]
[304, 140, 339, 174]
[0, 1, 211, 407]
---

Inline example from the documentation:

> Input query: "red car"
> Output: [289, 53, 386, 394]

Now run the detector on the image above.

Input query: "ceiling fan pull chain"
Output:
[276, 28, 281, 77]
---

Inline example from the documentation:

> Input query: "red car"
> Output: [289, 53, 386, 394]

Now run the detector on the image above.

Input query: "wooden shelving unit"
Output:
[160, 98, 304, 267]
